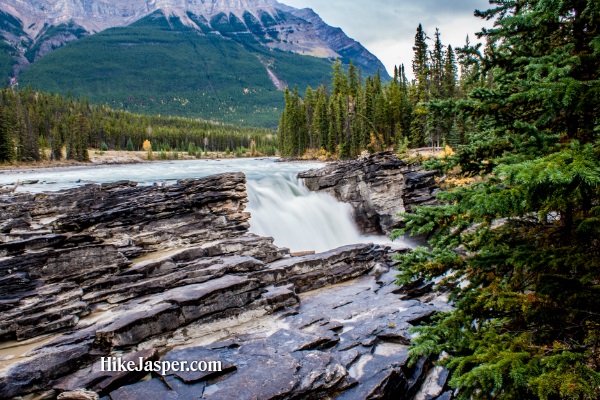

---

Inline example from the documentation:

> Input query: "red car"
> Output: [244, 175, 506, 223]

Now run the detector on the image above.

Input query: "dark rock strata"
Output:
[108, 267, 447, 400]
[0, 172, 447, 399]
[0, 174, 252, 341]
[299, 152, 439, 234]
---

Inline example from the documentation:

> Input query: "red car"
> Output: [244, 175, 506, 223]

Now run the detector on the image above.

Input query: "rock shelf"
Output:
[0, 169, 449, 399]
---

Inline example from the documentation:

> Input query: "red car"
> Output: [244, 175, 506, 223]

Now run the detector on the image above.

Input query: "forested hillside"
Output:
[0, 88, 276, 163]
[277, 24, 487, 158]
[387, 0, 599, 399]
[17, 11, 337, 128]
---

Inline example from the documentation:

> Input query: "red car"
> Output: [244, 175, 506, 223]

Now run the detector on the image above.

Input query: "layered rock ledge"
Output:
[298, 152, 439, 234]
[0, 172, 449, 400]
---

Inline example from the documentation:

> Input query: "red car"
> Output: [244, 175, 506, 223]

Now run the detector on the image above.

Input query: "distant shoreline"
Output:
[0, 151, 283, 176]
[0, 159, 148, 175]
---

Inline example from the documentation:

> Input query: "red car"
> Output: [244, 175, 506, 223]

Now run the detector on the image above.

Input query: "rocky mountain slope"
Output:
[0, 1, 389, 127]
[1, 0, 385, 71]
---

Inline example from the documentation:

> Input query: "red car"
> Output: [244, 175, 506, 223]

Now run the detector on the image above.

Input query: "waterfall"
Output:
[0, 159, 394, 252]
[247, 173, 387, 253]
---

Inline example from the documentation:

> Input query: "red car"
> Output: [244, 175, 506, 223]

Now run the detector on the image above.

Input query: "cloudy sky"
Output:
[282, 0, 494, 78]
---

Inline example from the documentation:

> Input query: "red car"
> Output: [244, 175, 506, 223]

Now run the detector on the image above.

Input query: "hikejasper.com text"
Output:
[100, 357, 223, 376]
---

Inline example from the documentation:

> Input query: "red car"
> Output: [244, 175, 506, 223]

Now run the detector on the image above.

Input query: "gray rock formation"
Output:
[284, 6, 387, 77]
[104, 266, 446, 400]
[299, 152, 439, 235]
[0, 173, 267, 342]
[0, 172, 448, 399]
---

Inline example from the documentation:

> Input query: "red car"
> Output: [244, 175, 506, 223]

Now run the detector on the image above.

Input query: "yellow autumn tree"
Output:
[143, 140, 153, 160]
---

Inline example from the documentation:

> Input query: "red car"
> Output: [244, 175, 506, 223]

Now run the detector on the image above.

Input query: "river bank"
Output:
[0, 150, 279, 174]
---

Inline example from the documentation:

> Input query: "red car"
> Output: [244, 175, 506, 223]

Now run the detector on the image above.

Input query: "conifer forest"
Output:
[0, 88, 276, 163]
[277, 24, 483, 158]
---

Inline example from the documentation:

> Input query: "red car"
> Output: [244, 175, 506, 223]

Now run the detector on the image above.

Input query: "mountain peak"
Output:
[2, 0, 284, 35]
[0, 0, 391, 127]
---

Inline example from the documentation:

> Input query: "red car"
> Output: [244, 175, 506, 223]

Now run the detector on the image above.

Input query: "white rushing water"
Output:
[246, 174, 388, 252]
[0, 159, 390, 252]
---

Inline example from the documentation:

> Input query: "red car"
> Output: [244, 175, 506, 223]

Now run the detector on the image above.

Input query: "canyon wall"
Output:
[299, 152, 439, 235]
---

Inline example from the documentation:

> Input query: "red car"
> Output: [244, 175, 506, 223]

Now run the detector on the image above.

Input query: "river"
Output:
[0, 159, 394, 252]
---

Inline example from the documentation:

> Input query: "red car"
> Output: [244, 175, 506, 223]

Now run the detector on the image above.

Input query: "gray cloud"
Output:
[281, 0, 493, 78]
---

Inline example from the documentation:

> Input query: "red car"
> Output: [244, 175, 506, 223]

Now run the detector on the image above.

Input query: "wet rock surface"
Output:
[299, 152, 439, 234]
[90, 268, 448, 400]
[0, 174, 251, 342]
[0, 171, 449, 399]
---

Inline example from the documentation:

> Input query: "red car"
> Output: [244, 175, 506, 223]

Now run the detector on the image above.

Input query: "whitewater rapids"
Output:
[0, 158, 390, 251]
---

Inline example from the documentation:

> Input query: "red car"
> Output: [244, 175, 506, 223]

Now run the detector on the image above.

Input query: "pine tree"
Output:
[279, 88, 293, 156]
[327, 95, 339, 153]
[387, 73, 403, 143]
[331, 59, 348, 97]
[347, 61, 360, 99]
[350, 84, 364, 156]
[398, 65, 413, 143]
[303, 87, 315, 149]
[313, 86, 329, 151]
[23, 104, 40, 161]
[442, 45, 457, 99]
[394, 1, 600, 398]
[430, 28, 444, 99]
[410, 24, 430, 148]
[0, 106, 14, 162]
[14, 100, 26, 161]
[74, 113, 90, 161]
[51, 124, 62, 160]
[412, 23, 429, 101]
[446, 119, 461, 148]
[66, 119, 76, 160]
[337, 92, 350, 157]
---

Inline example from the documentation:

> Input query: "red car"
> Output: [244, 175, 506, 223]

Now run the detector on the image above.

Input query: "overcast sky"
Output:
[282, 0, 494, 78]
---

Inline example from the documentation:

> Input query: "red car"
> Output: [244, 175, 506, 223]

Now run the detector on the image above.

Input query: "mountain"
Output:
[0, 1, 389, 127]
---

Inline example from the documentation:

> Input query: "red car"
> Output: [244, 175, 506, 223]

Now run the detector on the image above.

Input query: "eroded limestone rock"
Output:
[100, 267, 450, 400]
[299, 151, 439, 234]
[0, 171, 449, 399]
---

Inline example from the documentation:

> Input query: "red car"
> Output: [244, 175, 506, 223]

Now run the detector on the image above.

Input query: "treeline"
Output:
[278, 25, 491, 158]
[0, 88, 277, 163]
